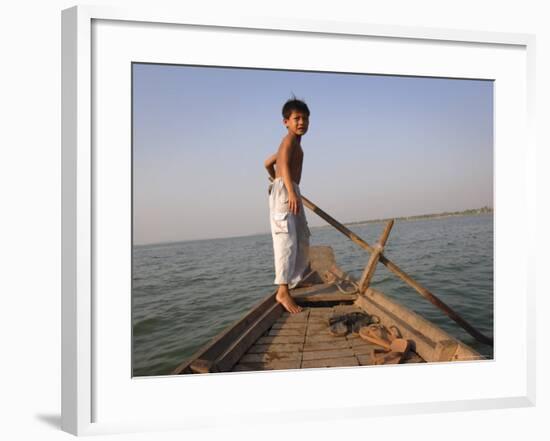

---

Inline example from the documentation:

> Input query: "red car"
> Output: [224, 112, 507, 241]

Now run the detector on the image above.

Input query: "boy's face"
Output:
[284, 110, 309, 136]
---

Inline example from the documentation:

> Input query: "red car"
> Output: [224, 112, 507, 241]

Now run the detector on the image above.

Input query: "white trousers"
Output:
[268, 177, 311, 288]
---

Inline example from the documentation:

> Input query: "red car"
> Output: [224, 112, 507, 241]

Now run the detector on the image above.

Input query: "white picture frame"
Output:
[61, 5, 536, 436]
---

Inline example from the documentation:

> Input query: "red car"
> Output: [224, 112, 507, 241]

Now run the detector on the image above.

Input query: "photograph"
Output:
[131, 63, 494, 377]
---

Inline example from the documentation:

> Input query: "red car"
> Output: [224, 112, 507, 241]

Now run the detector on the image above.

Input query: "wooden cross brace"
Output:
[358, 219, 394, 294]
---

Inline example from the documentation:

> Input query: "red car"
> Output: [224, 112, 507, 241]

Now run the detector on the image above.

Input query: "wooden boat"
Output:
[172, 187, 491, 374]
[172, 245, 483, 374]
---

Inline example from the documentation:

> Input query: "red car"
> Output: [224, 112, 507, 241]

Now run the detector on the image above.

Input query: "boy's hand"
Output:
[264, 153, 277, 179]
[288, 192, 300, 215]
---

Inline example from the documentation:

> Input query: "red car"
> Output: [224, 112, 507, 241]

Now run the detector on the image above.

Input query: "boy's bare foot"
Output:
[275, 286, 302, 314]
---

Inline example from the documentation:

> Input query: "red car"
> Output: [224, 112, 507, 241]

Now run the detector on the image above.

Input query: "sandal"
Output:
[329, 320, 349, 336]
[350, 314, 373, 336]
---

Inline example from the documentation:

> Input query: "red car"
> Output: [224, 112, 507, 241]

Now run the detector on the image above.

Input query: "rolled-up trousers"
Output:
[268, 177, 311, 288]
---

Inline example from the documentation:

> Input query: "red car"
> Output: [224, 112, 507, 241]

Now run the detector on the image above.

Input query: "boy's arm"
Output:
[278, 140, 300, 215]
[264, 153, 277, 179]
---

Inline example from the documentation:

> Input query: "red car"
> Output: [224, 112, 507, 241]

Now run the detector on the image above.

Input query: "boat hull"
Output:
[172, 246, 483, 374]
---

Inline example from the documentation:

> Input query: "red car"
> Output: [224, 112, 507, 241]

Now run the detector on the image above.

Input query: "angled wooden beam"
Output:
[358, 219, 394, 293]
[300, 194, 374, 253]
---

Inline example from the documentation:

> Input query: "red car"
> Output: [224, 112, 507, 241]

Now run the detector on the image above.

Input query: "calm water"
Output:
[132, 214, 493, 376]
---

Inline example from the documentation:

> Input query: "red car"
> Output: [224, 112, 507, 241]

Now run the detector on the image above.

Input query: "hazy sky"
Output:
[133, 63, 493, 245]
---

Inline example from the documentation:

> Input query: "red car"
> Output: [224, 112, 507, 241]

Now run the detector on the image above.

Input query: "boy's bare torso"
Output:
[275, 134, 303, 185]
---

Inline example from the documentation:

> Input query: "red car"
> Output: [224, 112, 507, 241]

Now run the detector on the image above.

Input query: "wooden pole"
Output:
[358, 219, 394, 293]
[298, 193, 493, 346]
[301, 195, 374, 253]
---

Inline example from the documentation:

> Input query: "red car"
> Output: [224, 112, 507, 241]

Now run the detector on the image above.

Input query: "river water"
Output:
[132, 214, 493, 376]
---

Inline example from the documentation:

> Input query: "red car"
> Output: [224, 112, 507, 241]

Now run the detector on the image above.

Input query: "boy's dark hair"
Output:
[282, 96, 310, 119]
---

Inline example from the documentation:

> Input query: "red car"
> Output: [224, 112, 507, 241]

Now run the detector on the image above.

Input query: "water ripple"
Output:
[133, 214, 494, 375]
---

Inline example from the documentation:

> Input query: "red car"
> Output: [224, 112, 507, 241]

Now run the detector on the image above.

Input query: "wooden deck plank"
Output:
[352, 344, 379, 356]
[294, 293, 358, 303]
[305, 324, 329, 335]
[357, 354, 374, 366]
[305, 333, 346, 343]
[302, 349, 356, 361]
[241, 352, 302, 363]
[356, 352, 425, 366]
[306, 326, 345, 339]
[332, 305, 364, 314]
[306, 316, 333, 324]
[306, 323, 330, 331]
[345, 334, 364, 343]
[274, 318, 308, 326]
[302, 357, 359, 368]
[348, 337, 382, 349]
[308, 313, 334, 319]
[271, 321, 308, 330]
[306, 317, 330, 325]
[262, 359, 302, 370]
[348, 336, 373, 346]
[308, 307, 335, 316]
[279, 310, 310, 321]
[268, 328, 306, 337]
[257, 335, 305, 345]
[232, 359, 302, 371]
[306, 331, 334, 339]
[248, 343, 303, 354]
[290, 283, 335, 297]
[303, 340, 351, 351]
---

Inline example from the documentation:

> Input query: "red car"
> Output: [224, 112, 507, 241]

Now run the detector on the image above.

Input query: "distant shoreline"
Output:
[135, 207, 493, 247]
[342, 206, 493, 227]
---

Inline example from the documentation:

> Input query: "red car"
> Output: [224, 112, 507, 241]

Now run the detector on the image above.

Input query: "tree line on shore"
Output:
[344, 206, 493, 226]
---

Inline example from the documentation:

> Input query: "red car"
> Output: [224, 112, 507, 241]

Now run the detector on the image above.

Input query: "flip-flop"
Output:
[347, 312, 370, 322]
[370, 348, 406, 365]
[328, 312, 375, 336]
[329, 320, 349, 336]
[350, 314, 373, 336]
[359, 328, 392, 350]
[380, 351, 405, 365]
[388, 325, 401, 342]
[327, 311, 366, 324]
[327, 314, 348, 326]
[389, 338, 410, 353]
[364, 323, 390, 342]
[368, 339, 410, 365]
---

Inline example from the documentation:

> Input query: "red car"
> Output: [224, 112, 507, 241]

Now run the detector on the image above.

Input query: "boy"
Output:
[264, 98, 312, 314]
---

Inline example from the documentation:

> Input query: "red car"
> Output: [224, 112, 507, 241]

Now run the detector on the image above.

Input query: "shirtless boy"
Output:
[264, 98, 311, 313]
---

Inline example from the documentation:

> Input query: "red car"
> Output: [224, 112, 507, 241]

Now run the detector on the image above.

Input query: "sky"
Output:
[132, 63, 493, 245]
